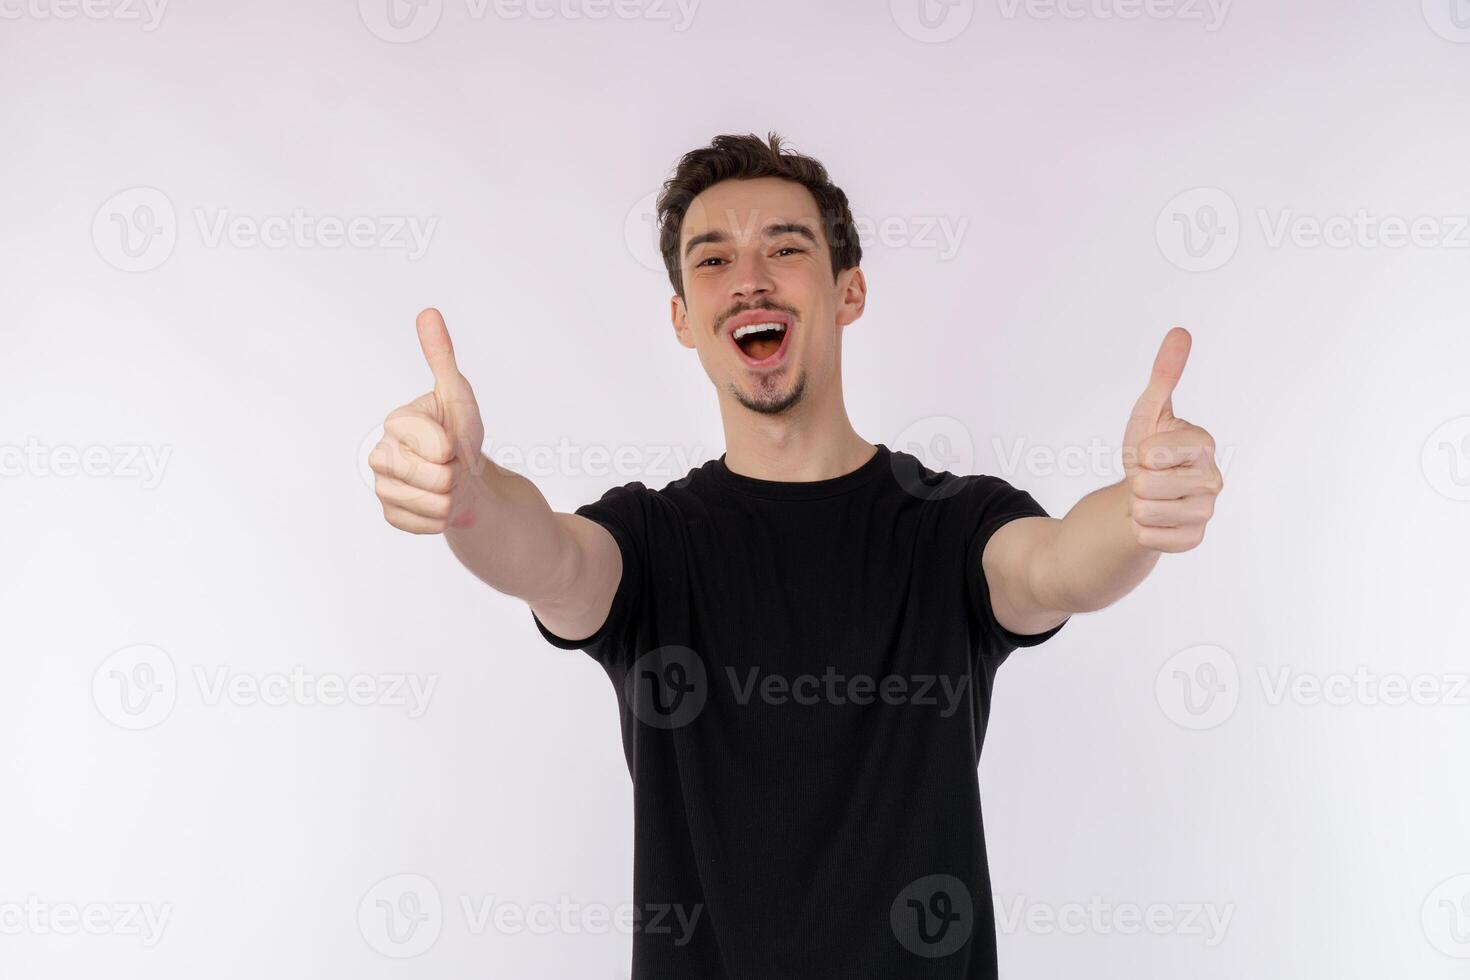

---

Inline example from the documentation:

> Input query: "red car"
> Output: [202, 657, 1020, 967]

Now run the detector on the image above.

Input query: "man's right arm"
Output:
[445, 458, 624, 642]
[368, 308, 623, 642]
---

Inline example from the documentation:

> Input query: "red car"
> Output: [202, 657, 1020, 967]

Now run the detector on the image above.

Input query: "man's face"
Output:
[671, 177, 865, 416]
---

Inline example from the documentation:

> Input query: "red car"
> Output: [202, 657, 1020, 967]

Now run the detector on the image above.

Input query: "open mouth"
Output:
[730, 319, 791, 367]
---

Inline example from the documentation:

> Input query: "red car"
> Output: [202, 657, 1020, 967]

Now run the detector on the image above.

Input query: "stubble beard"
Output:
[730, 368, 807, 416]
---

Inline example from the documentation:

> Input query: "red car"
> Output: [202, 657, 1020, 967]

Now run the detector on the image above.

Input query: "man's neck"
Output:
[719, 401, 876, 483]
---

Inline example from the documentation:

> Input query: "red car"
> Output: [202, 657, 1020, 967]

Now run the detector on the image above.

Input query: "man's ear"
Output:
[836, 267, 867, 329]
[671, 294, 696, 349]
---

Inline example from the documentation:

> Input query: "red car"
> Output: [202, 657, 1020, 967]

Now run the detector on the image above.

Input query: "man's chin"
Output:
[731, 371, 806, 416]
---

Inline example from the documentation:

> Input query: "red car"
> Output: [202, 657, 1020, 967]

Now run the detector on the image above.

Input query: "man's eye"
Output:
[696, 248, 801, 267]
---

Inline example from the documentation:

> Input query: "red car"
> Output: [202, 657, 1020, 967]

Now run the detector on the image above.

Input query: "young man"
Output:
[368, 133, 1223, 978]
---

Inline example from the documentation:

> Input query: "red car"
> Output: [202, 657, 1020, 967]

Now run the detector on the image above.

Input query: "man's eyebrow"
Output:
[683, 221, 819, 260]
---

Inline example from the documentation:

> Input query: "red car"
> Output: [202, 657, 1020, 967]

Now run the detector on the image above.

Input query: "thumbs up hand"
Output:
[1120, 327, 1223, 553]
[370, 308, 488, 534]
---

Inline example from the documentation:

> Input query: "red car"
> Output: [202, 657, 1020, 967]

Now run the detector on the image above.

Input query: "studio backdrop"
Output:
[2, 1, 1467, 977]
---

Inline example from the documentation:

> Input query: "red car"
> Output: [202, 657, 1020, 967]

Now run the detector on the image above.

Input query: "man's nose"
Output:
[729, 254, 775, 302]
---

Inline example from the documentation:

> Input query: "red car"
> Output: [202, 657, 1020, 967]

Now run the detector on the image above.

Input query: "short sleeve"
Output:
[962, 476, 1069, 651]
[531, 482, 648, 659]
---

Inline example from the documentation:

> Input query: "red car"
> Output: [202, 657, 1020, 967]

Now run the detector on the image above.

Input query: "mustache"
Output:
[717, 302, 797, 330]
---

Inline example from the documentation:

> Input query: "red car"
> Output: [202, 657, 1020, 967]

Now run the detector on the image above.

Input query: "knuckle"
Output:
[399, 433, 430, 459]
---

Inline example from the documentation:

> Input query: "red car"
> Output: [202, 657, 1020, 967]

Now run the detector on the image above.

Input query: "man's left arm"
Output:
[983, 327, 1225, 637]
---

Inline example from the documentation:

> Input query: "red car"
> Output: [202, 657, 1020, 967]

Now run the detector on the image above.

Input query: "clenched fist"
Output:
[369, 308, 486, 534]
[1121, 327, 1223, 553]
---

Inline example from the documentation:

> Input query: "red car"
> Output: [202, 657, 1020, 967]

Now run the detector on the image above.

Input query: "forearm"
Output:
[443, 454, 577, 605]
[1033, 480, 1161, 614]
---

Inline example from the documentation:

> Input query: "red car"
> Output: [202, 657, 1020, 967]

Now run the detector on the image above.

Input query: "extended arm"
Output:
[982, 328, 1223, 637]
[369, 308, 623, 641]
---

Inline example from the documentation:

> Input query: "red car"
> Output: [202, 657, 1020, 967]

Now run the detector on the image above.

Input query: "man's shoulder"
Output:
[885, 446, 1017, 504]
[576, 456, 718, 516]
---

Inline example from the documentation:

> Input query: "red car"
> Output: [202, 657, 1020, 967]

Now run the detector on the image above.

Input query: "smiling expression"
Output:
[671, 177, 866, 416]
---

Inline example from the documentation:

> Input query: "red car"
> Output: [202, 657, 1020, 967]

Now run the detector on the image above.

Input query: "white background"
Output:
[3, 0, 1469, 976]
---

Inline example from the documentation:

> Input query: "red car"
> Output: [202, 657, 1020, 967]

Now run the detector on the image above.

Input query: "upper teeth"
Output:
[733, 322, 786, 340]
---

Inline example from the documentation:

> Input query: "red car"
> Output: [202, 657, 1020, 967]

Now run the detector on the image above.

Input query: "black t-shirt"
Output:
[532, 442, 1067, 979]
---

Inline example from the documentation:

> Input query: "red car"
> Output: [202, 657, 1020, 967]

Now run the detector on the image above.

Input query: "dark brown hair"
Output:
[655, 132, 862, 300]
